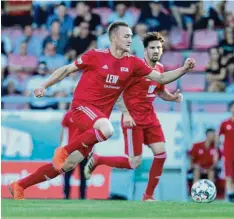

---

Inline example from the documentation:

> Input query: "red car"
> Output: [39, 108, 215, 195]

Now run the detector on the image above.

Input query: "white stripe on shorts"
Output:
[127, 129, 134, 157]
[77, 106, 96, 120]
[84, 107, 97, 118]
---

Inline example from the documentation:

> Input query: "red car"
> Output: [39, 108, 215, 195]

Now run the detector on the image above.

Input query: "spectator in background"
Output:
[47, 3, 73, 36]
[219, 101, 234, 202]
[40, 42, 67, 73]
[1, 52, 8, 81]
[206, 47, 227, 92]
[193, 1, 209, 30]
[66, 21, 96, 62]
[1, 0, 33, 28]
[60, 109, 87, 199]
[43, 20, 68, 55]
[188, 128, 221, 184]
[170, 0, 198, 30]
[24, 61, 58, 110]
[226, 57, 234, 93]
[8, 41, 37, 92]
[1, 35, 13, 55]
[138, 1, 172, 32]
[2, 79, 25, 110]
[14, 25, 42, 57]
[108, 2, 134, 28]
[219, 27, 234, 66]
[131, 23, 148, 58]
[74, 1, 101, 35]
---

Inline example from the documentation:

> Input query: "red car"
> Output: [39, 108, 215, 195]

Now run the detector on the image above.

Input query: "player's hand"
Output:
[183, 58, 196, 72]
[123, 112, 136, 127]
[34, 87, 46, 98]
[172, 89, 183, 103]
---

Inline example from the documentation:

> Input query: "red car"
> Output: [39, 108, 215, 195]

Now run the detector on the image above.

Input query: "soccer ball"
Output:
[191, 179, 217, 203]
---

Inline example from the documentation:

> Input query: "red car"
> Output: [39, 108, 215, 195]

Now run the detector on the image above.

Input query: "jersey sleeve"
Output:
[74, 50, 96, 71]
[133, 56, 152, 77]
[219, 122, 225, 136]
[159, 65, 165, 91]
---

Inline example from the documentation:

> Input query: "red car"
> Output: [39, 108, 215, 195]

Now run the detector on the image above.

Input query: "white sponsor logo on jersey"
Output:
[106, 74, 119, 84]
[120, 67, 129, 72]
[102, 65, 108, 69]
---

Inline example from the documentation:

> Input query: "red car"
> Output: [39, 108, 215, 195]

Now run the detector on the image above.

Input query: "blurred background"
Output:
[1, 0, 234, 201]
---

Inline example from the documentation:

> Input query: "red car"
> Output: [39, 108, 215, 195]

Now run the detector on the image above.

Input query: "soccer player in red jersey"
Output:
[84, 32, 184, 201]
[9, 21, 195, 200]
[188, 128, 221, 185]
[219, 101, 234, 202]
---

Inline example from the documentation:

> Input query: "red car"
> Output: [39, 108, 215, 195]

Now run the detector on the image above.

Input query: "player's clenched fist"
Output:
[183, 58, 196, 71]
[34, 87, 45, 98]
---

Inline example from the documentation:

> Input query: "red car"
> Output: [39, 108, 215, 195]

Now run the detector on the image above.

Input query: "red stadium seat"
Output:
[92, 7, 113, 26]
[160, 51, 184, 71]
[180, 73, 206, 92]
[193, 30, 218, 50]
[169, 28, 189, 49]
[2, 27, 23, 42]
[165, 80, 178, 92]
[189, 52, 210, 72]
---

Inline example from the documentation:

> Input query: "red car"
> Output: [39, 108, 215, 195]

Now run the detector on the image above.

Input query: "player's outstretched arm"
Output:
[158, 89, 183, 103]
[34, 63, 78, 97]
[146, 58, 196, 85]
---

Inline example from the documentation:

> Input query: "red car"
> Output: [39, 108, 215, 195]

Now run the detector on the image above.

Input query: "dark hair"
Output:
[205, 128, 215, 135]
[143, 32, 165, 48]
[107, 21, 129, 38]
[228, 101, 234, 110]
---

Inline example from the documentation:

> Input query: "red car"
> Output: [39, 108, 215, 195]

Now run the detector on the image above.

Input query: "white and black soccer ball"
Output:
[191, 179, 217, 203]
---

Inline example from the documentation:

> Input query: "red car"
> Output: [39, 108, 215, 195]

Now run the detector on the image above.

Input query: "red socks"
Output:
[64, 129, 107, 155]
[18, 163, 60, 189]
[96, 155, 132, 169]
[145, 152, 166, 196]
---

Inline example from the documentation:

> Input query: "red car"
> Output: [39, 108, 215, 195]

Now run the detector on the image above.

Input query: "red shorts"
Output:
[71, 103, 110, 133]
[224, 157, 234, 179]
[69, 103, 111, 157]
[122, 124, 165, 157]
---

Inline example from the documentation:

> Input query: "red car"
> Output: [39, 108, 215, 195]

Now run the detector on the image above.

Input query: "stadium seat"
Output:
[180, 73, 206, 92]
[92, 7, 113, 26]
[193, 30, 218, 50]
[160, 51, 184, 71]
[165, 80, 178, 92]
[189, 52, 210, 72]
[169, 28, 189, 50]
[2, 27, 23, 42]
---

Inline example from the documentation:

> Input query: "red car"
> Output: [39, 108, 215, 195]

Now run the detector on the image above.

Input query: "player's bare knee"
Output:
[94, 118, 114, 139]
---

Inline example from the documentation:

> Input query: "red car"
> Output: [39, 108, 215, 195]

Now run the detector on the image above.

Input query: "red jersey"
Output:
[189, 141, 221, 169]
[72, 49, 152, 116]
[62, 110, 77, 143]
[219, 118, 234, 159]
[123, 62, 165, 126]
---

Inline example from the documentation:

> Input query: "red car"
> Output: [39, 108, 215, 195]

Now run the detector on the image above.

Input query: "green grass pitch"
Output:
[2, 199, 234, 219]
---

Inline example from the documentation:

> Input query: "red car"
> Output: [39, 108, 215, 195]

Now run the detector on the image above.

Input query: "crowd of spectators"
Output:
[1, 0, 234, 110]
